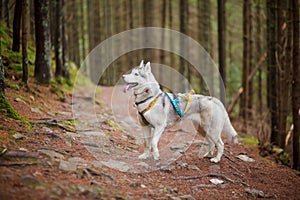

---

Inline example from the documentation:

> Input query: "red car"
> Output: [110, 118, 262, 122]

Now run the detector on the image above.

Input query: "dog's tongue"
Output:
[123, 84, 130, 93]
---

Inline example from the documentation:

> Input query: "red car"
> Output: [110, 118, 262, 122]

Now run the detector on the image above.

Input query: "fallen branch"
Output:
[0, 162, 39, 167]
[34, 117, 76, 122]
[3, 150, 39, 159]
[171, 173, 248, 186]
[192, 184, 217, 189]
[35, 121, 76, 132]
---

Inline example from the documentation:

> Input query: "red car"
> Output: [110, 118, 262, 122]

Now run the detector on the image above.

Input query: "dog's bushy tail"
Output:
[223, 116, 238, 144]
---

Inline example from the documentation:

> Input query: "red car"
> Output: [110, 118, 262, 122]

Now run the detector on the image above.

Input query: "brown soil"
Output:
[0, 80, 299, 200]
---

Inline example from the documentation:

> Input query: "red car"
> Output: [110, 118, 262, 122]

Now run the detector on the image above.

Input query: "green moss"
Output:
[0, 96, 22, 120]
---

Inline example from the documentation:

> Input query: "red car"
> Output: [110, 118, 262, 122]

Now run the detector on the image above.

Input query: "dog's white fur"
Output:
[123, 61, 238, 163]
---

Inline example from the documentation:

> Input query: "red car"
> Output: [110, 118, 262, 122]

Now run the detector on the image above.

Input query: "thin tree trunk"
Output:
[12, 0, 22, 52]
[217, 0, 226, 105]
[292, 0, 300, 170]
[54, 0, 63, 77]
[34, 0, 52, 83]
[22, 0, 29, 84]
[179, 0, 189, 92]
[256, 0, 263, 116]
[4, 0, 10, 27]
[266, 0, 279, 145]
[0, 47, 4, 98]
[240, 0, 250, 131]
[277, 0, 288, 149]
[61, 0, 69, 79]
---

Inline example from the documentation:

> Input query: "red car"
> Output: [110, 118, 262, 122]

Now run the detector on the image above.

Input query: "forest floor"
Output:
[0, 78, 300, 200]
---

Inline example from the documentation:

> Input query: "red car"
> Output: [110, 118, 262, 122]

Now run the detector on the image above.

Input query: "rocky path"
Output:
[0, 85, 300, 199]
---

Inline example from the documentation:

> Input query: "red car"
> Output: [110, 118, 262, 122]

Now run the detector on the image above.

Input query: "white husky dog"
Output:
[123, 61, 238, 163]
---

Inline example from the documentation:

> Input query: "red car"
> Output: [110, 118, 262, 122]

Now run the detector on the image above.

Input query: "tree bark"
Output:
[266, 0, 279, 145]
[54, 0, 63, 77]
[22, 0, 29, 84]
[0, 49, 4, 98]
[292, 0, 300, 170]
[179, 0, 189, 92]
[12, 0, 22, 52]
[61, 0, 69, 79]
[34, 0, 52, 83]
[255, 0, 263, 116]
[218, 0, 226, 105]
[277, 0, 289, 149]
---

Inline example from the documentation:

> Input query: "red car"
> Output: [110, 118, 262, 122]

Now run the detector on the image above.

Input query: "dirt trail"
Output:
[0, 85, 300, 200]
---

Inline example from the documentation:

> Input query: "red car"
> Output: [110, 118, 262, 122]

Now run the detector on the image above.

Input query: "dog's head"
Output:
[123, 60, 158, 93]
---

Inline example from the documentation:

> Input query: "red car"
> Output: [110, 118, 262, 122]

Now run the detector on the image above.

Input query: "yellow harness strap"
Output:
[138, 95, 161, 127]
[180, 89, 194, 114]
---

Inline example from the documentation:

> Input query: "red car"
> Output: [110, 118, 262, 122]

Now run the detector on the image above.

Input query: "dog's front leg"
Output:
[139, 126, 152, 159]
[152, 126, 165, 161]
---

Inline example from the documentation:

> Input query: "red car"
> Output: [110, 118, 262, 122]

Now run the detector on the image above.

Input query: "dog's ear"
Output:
[145, 62, 151, 73]
[139, 60, 144, 68]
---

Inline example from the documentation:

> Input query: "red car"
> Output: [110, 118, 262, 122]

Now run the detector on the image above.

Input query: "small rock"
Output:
[68, 157, 87, 164]
[21, 175, 41, 188]
[187, 165, 200, 171]
[245, 188, 267, 198]
[170, 143, 186, 150]
[236, 154, 255, 162]
[179, 194, 196, 200]
[30, 95, 35, 102]
[15, 98, 27, 104]
[59, 160, 77, 171]
[101, 159, 130, 172]
[210, 178, 224, 185]
[176, 161, 188, 168]
[208, 164, 220, 172]
[42, 126, 54, 133]
[31, 107, 43, 114]
[13, 133, 25, 140]
[38, 149, 65, 160]
[160, 165, 176, 173]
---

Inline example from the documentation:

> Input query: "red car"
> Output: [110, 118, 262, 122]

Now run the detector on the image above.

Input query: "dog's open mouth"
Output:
[124, 82, 138, 92]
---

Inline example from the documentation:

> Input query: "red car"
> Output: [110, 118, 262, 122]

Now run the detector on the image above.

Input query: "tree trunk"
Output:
[277, 0, 289, 149]
[255, 0, 263, 116]
[292, 0, 300, 170]
[12, 0, 22, 52]
[179, 0, 189, 92]
[198, 0, 212, 94]
[34, 0, 52, 83]
[240, 0, 252, 131]
[0, 49, 4, 98]
[54, 0, 63, 77]
[22, 0, 29, 84]
[217, 0, 226, 105]
[266, 0, 279, 145]
[61, 0, 69, 79]
[4, 0, 10, 27]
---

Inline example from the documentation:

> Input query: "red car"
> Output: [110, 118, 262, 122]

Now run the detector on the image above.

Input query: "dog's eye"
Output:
[135, 73, 139, 76]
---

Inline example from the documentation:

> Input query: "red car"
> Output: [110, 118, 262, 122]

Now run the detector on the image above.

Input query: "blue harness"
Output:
[164, 92, 184, 117]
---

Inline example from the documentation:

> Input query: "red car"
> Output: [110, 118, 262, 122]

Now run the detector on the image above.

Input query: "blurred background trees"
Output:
[0, 0, 299, 169]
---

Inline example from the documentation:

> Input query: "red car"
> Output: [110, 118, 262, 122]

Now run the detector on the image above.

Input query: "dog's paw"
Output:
[138, 153, 152, 160]
[153, 155, 160, 161]
[210, 157, 220, 163]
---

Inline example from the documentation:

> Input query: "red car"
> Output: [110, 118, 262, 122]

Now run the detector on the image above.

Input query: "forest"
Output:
[0, 0, 300, 199]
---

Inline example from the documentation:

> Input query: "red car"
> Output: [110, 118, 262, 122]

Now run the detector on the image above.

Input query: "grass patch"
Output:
[239, 133, 259, 150]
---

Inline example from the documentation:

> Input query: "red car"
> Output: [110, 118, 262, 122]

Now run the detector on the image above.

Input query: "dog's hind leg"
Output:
[139, 126, 153, 159]
[151, 126, 165, 161]
[210, 139, 224, 163]
[203, 137, 215, 158]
